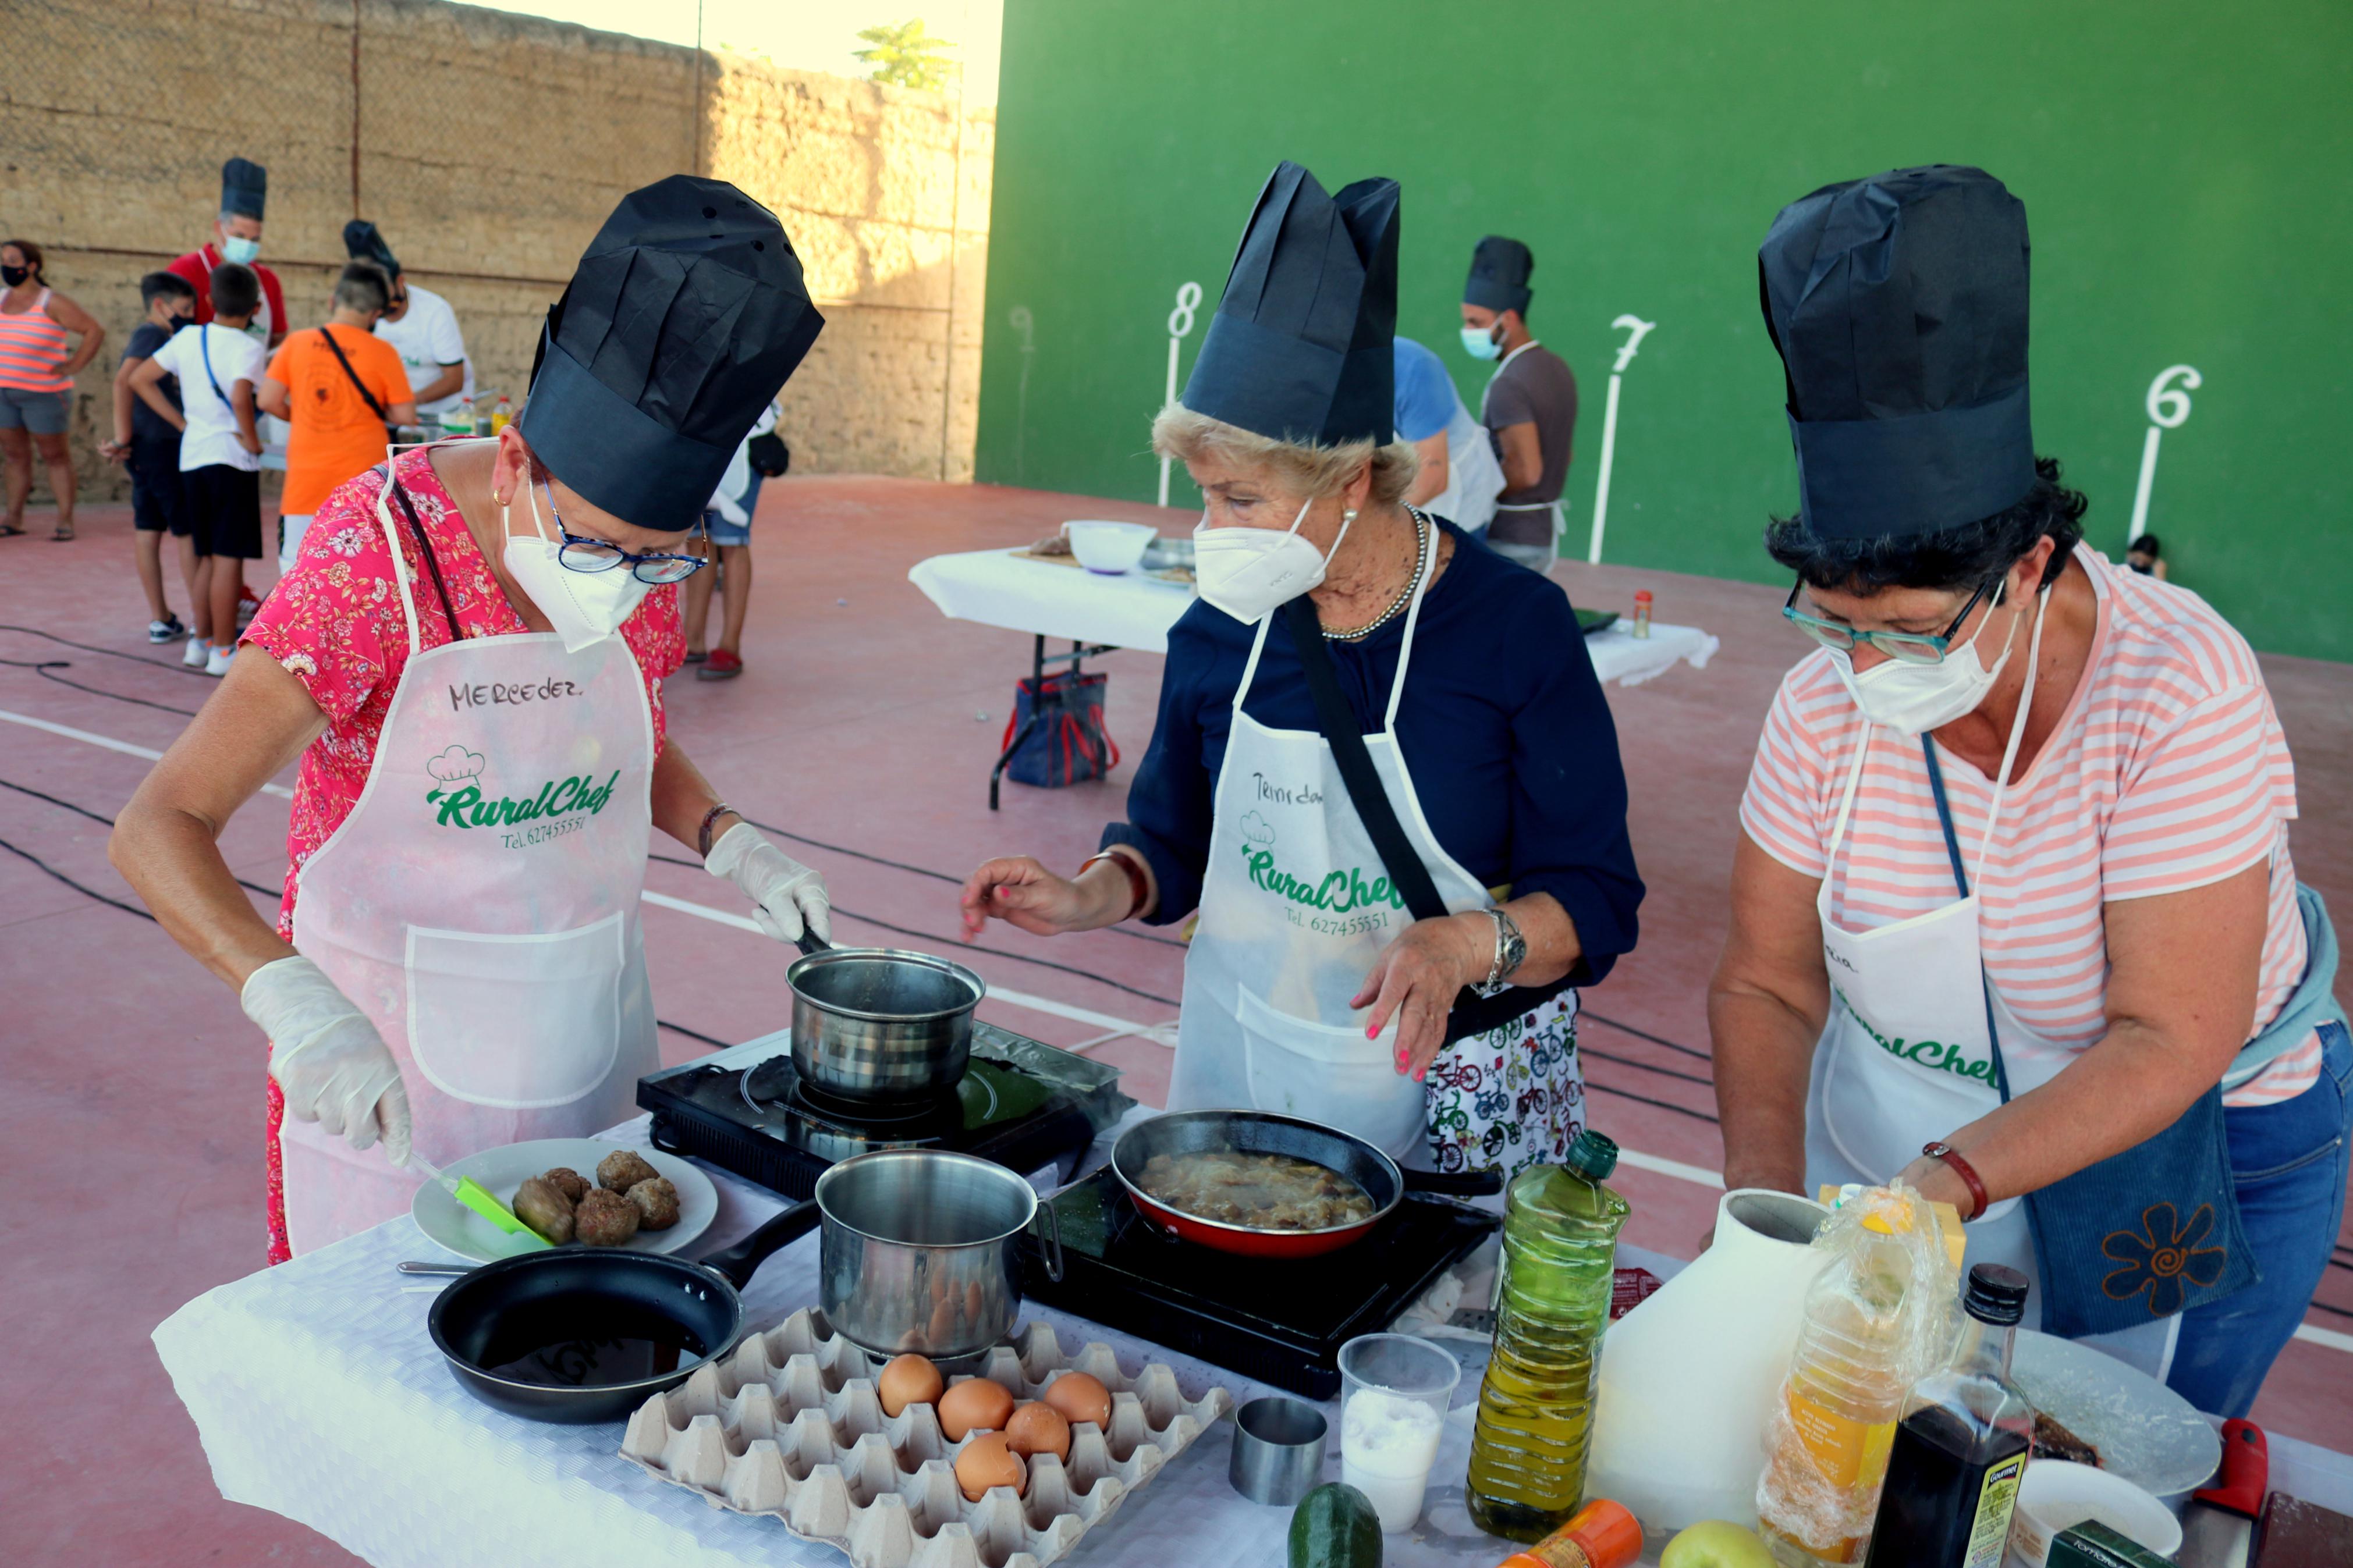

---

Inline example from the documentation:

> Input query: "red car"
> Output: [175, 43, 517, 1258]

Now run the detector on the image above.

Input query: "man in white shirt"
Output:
[130, 262, 269, 675]
[346, 221, 470, 422]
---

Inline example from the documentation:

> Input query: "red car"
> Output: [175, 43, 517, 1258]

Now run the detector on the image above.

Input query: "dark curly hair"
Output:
[1766, 456, 2086, 594]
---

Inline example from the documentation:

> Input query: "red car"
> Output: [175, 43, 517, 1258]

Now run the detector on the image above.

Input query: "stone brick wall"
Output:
[1, 0, 992, 506]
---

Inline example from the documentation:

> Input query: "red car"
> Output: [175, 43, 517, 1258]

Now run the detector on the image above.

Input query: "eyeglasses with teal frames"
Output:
[1781, 574, 2002, 666]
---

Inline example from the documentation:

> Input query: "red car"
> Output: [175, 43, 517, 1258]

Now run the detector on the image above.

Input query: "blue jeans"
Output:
[2168, 1020, 2352, 1416]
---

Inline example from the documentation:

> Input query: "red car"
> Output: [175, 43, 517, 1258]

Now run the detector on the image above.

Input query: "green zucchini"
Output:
[1289, 1482, 1382, 1568]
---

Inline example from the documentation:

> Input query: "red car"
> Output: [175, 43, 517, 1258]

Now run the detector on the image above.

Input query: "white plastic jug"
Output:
[1584, 1189, 1832, 1538]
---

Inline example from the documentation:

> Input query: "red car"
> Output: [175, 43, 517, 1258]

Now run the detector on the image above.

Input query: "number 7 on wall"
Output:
[1586, 314, 1656, 564]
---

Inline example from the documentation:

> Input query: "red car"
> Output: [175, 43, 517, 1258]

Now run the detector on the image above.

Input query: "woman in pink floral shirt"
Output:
[110, 177, 832, 1261]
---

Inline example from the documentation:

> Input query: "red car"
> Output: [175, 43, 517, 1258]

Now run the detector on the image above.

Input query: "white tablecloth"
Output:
[154, 1108, 2352, 1567]
[907, 547, 1718, 688]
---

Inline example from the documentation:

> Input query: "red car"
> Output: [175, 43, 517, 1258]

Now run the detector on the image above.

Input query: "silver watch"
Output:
[1477, 907, 1527, 996]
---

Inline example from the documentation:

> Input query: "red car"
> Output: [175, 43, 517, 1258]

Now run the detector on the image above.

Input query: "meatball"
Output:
[574, 1187, 642, 1247]
[540, 1167, 591, 1204]
[511, 1175, 576, 1245]
[597, 1150, 661, 1193]
[626, 1176, 680, 1231]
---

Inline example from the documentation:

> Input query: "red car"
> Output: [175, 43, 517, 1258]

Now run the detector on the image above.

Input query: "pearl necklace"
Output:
[1323, 508, 1431, 641]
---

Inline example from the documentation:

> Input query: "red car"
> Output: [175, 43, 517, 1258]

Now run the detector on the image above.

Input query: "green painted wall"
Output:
[974, 0, 2352, 662]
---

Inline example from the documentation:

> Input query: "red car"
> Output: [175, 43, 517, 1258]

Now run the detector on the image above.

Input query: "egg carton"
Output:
[620, 1307, 1234, 1568]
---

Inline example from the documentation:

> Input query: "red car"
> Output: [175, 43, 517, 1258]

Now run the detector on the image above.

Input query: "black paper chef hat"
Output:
[1180, 161, 1400, 447]
[517, 175, 824, 532]
[343, 221, 399, 276]
[220, 158, 267, 221]
[1463, 236, 1532, 314]
[1760, 165, 2035, 540]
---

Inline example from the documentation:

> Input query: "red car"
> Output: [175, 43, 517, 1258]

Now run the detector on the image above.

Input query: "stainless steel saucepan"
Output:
[787, 933, 985, 1102]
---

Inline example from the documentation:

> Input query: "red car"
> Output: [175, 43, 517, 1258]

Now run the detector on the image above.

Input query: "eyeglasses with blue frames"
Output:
[1781, 573, 2003, 666]
[541, 483, 706, 584]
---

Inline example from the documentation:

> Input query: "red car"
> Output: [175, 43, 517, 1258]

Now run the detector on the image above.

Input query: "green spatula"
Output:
[410, 1153, 551, 1250]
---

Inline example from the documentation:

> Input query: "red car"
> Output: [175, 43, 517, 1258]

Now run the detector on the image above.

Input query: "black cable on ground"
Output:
[656, 1019, 732, 1049]
[0, 622, 215, 677]
[1581, 1009, 1712, 1061]
[648, 850, 1181, 1008]
[0, 777, 279, 899]
[2310, 1298, 2353, 1321]
[1583, 1076, 1721, 1124]
[1578, 1044, 1716, 1089]
[0, 832, 159, 920]
[0, 656, 203, 718]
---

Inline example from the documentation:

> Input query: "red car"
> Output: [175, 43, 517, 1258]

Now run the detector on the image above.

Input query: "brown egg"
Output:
[875, 1353, 943, 1418]
[1003, 1400, 1071, 1464]
[936, 1375, 1017, 1441]
[1040, 1371, 1112, 1430]
[953, 1430, 1026, 1501]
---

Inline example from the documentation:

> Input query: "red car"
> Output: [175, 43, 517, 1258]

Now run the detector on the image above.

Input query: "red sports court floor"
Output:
[4, 478, 2349, 1563]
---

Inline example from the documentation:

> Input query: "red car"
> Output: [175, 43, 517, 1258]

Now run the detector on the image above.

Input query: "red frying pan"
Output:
[1109, 1109, 1499, 1259]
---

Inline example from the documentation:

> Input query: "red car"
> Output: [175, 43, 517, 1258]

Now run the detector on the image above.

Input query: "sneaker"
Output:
[148, 615, 186, 644]
[184, 635, 210, 668]
[697, 648, 744, 681]
[237, 585, 262, 628]
[683, 649, 708, 665]
[204, 643, 235, 677]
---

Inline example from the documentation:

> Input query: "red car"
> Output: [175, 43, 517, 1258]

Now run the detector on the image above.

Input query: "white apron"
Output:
[1431, 396, 1507, 536]
[1800, 600, 2175, 1373]
[278, 469, 660, 1254]
[1170, 539, 1492, 1160]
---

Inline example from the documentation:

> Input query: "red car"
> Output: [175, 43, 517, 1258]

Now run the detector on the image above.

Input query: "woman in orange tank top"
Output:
[1, 239, 106, 539]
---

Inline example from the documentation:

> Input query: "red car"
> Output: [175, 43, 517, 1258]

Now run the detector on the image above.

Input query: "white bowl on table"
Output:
[1061, 520, 1158, 574]
[2007, 1459, 2181, 1566]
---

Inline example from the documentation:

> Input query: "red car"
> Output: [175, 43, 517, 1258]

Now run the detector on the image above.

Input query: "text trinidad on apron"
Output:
[278, 468, 659, 1254]
[1169, 532, 1492, 1160]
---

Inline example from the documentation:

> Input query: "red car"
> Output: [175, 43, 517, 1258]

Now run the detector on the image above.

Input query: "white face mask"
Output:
[502, 480, 653, 653]
[1459, 322, 1504, 361]
[1193, 496, 1350, 624]
[1830, 578, 2033, 736]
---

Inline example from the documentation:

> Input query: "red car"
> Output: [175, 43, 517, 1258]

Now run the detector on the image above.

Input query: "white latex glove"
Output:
[704, 820, 833, 945]
[242, 955, 413, 1164]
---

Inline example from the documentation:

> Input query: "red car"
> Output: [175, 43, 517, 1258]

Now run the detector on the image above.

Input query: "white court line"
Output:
[1614, 1147, 1726, 1189]
[0, 707, 294, 798]
[638, 889, 1176, 1040]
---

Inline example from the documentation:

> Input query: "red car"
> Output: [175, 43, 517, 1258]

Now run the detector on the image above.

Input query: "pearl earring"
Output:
[1343, 509, 1358, 524]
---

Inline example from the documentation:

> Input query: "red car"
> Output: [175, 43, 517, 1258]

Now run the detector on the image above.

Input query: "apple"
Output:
[1660, 1520, 1777, 1568]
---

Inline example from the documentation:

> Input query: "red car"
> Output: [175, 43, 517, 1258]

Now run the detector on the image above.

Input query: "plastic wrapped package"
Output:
[1754, 1183, 1962, 1565]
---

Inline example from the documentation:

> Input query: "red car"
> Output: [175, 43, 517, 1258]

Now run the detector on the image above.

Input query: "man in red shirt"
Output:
[166, 158, 288, 350]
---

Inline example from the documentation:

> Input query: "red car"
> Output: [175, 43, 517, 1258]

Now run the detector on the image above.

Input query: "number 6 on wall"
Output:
[2128, 364, 2201, 549]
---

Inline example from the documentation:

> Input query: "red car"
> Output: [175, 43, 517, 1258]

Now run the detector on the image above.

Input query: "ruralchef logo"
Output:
[1834, 989, 1994, 1082]
[421, 744, 619, 830]
[1236, 813, 1403, 915]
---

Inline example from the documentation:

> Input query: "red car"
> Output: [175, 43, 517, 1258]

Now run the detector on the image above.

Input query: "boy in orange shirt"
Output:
[258, 262, 415, 570]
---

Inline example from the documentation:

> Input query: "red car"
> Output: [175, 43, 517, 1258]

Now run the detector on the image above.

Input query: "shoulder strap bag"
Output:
[1281, 594, 1577, 1046]
[315, 325, 396, 442]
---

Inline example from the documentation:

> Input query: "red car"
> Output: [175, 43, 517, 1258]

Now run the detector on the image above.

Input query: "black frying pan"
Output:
[399, 1198, 822, 1423]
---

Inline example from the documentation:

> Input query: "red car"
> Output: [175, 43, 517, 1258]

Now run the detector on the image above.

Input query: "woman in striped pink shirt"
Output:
[1, 238, 106, 539]
[1712, 167, 2346, 1418]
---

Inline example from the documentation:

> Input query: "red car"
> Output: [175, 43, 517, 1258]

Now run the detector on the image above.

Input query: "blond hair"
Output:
[1151, 404, 1419, 507]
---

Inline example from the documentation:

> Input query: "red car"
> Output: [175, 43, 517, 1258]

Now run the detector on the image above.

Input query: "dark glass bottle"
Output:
[1862, 1264, 2036, 1568]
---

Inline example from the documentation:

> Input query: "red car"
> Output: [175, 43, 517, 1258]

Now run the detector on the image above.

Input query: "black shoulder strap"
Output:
[316, 326, 388, 422]
[385, 471, 463, 641]
[197, 328, 232, 408]
[1921, 734, 2011, 1101]
[1282, 596, 1575, 1044]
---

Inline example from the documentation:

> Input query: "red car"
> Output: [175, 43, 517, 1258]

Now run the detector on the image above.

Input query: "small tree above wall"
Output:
[854, 18, 957, 91]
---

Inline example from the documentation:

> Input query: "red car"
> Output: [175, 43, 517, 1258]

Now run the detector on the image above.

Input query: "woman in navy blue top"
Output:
[961, 159, 1641, 1175]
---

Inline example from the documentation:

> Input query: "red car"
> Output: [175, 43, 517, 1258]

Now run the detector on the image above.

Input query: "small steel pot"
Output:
[787, 941, 984, 1103]
[817, 1147, 1061, 1360]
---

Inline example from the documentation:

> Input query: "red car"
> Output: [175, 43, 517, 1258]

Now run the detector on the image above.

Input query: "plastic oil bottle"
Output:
[1863, 1265, 2034, 1568]
[1756, 1192, 1953, 1566]
[1465, 1129, 1630, 1541]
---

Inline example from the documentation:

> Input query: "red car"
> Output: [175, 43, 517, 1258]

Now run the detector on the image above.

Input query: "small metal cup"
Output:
[1229, 1396, 1328, 1506]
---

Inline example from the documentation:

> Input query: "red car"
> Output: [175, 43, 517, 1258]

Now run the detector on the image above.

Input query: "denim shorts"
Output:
[0, 385, 72, 434]
[700, 474, 762, 547]
[2169, 1019, 2353, 1416]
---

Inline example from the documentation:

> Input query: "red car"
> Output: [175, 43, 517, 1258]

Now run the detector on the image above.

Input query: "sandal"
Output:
[0, 523, 23, 537]
[697, 648, 744, 680]
[51, 523, 74, 541]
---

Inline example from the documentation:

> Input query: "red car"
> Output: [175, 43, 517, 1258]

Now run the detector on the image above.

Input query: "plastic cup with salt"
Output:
[1337, 1332, 1461, 1532]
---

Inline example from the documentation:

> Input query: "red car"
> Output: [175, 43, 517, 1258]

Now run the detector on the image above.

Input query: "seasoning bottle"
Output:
[491, 393, 514, 433]
[1465, 1129, 1630, 1541]
[1862, 1264, 2035, 1568]
[1630, 591, 1652, 638]
[1493, 1497, 1644, 1568]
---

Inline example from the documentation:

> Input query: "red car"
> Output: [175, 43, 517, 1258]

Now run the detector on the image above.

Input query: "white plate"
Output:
[411, 1137, 718, 1265]
[2011, 1328, 2220, 1496]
